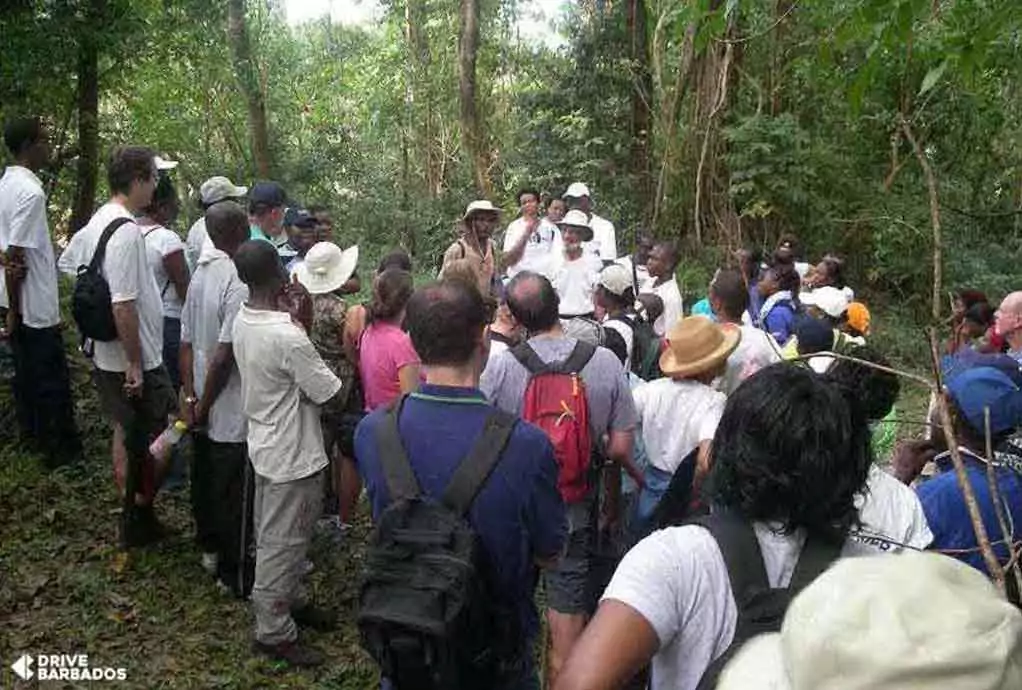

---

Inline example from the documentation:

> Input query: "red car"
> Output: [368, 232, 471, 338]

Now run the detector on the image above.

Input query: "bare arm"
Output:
[196, 343, 236, 425]
[112, 301, 143, 395]
[162, 250, 190, 303]
[607, 429, 644, 488]
[179, 341, 196, 424]
[554, 600, 659, 690]
[502, 221, 534, 268]
[398, 363, 420, 394]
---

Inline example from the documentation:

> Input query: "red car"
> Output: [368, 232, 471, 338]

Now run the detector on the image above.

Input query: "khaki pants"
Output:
[251, 470, 324, 645]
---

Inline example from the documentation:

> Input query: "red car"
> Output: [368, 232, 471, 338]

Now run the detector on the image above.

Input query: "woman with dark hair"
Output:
[756, 262, 800, 346]
[357, 268, 420, 410]
[554, 364, 889, 690]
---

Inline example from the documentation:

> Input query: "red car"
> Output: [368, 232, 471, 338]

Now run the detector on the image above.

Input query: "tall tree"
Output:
[228, 0, 272, 177]
[458, 0, 489, 195]
[69, 0, 103, 234]
[627, 0, 653, 223]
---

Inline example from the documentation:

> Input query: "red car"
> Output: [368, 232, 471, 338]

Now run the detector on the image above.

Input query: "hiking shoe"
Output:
[292, 604, 338, 632]
[201, 552, 219, 575]
[122, 506, 167, 547]
[252, 639, 324, 667]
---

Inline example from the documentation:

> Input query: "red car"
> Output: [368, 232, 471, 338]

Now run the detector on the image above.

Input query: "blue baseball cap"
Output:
[945, 366, 1022, 437]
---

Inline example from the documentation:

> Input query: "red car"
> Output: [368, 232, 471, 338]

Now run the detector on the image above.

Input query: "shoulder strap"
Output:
[374, 396, 421, 502]
[90, 217, 133, 271]
[689, 511, 770, 599]
[457, 238, 466, 260]
[510, 342, 549, 375]
[554, 340, 597, 375]
[442, 409, 517, 515]
[789, 531, 842, 590]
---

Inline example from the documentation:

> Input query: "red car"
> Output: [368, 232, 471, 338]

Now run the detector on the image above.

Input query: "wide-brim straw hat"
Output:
[294, 242, 359, 295]
[659, 316, 741, 378]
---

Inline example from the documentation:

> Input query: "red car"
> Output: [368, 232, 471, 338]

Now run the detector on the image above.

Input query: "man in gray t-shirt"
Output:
[480, 271, 637, 689]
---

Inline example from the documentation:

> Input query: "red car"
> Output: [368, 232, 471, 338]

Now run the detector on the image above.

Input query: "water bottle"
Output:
[149, 420, 188, 462]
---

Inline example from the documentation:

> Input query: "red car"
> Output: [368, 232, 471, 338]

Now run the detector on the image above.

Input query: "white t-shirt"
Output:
[616, 255, 650, 293]
[604, 481, 933, 690]
[552, 252, 603, 316]
[233, 304, 341, 483]
[634, 378, 725, 473]
[180, 246, 248, 444]
[848, 465, 933, 554]
[642, 275, 684, 336]
[719, 324, 781, 395]
[603, 317, 634, 371]
[58, 201, 164, 373]
[142, 224, 186, 319]
[185, 217, 209, 270]
[585, 213, 618, 261]
[0, 166, 60, 328]
[502, 217, 560, 278]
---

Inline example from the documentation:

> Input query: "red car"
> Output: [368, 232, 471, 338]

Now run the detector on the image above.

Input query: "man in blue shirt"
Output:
[912, 367, 1022, 593]
[354, 278, 566, 689]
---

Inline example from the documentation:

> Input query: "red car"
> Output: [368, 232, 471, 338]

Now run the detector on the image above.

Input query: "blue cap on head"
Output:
[795, 315, 833, 356]
[945, 366, 1022, 437]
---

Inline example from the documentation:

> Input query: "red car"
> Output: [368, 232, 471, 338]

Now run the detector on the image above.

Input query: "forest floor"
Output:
[0, 301, 932, 689]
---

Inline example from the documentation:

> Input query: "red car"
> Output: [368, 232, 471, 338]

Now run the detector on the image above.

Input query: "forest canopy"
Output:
[2, 0, 1021, 313]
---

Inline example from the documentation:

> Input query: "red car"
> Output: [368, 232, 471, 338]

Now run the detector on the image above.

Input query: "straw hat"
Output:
[293, 242, 359, 295]
[463, 200, 500, 220]
[659, 316, 741, 378]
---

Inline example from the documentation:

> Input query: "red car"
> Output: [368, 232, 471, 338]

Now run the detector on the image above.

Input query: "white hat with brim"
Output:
[200, 176, 249, 205]
[659, 316, 741, 378]
[717, 552, 1022, 690]
[155, 155, 179, 171]
[563, 182, 591, 198]
[463, 200, 501, 221]
[557, 209, 594, 242]
[294, 242, 359, 295]
[801, 286, 849, 319]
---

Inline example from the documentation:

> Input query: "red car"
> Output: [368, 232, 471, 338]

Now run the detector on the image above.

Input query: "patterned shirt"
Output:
[309, 293, 357, 411]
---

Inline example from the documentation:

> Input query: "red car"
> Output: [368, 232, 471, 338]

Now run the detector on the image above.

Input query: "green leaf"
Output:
[919, 60, 948, 96]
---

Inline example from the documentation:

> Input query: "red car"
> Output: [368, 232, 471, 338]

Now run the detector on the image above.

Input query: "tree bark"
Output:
[69, 0, 102, 235]
[458, 0, 489, 196]
[627, 0, 653, 223]
[228, 0, 272, 178]
[902, 119, 943, 322]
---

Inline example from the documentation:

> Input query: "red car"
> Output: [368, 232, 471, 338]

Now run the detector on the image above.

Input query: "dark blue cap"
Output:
[249, 181, 287, 208]
[946, 366, 1022, 437]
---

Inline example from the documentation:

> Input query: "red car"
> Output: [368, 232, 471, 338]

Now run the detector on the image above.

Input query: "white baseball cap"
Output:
[563, 182, 591, 198]
[154, 155, 178, 171]
[200, 176, 248, 205]
[718, 552, 1022, 690]
[599, 264, 633, 297]
[293, 242, 359, 295]
[463, 200, 500, 220]
[800, 286, 849, 319]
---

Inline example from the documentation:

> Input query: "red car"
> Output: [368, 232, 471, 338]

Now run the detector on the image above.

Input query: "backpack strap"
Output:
[510, 342, 550, 375]
[688, 511, 771, 600]
[441, 409, 517, 515]
[374, 396, 422, 502]
[789, 531, 843, 590]
[89, 217, 133, 271]
[552, 340, 597, 375]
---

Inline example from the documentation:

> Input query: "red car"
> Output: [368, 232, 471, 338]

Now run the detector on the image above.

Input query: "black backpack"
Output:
[72, 217, 133, 344]
[610, 314, 661, 381]
[693, 511, 841, 690]
[358, 399, 519, 690]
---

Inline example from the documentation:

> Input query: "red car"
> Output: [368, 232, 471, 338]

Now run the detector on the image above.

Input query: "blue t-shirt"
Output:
[916, 450, 1022, 575]
[353, 384, 566, 641]
[763, 300, 797, 346]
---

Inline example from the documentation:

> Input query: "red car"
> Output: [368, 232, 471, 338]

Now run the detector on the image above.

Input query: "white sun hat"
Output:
[563, 182, 591, 198]
[463, 200, 501, 220]
[293, 242, 359, 295]
[154, 155, 179, 171]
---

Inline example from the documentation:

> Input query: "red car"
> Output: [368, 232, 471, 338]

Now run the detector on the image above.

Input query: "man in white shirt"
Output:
[0, 117, 82, 466]
[551, 210, 604, 319]
[232, 239, 343, 668]
[503, 187, 561, 279]
[563, 182, 617, 262]
[615, 231, 654, 296]
[184, 175, 248, 269]
[179, 201, 250, 591]
[709, 269, 781, 395]
[58, 145, 172, 544]
[555, 365, 924, 690]
[641, 241, 684, 336]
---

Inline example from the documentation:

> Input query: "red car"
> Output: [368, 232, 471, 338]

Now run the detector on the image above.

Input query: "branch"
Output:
[717, 0, 800, 45]
[901, 117, 943, 322]
[791, 350, 935, 390]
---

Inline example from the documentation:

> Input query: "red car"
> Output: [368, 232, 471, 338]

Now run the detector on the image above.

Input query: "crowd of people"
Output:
[2, 115, 1022, 688]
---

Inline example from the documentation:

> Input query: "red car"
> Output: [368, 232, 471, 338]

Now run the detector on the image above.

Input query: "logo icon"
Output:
[12, 654, 34, 680]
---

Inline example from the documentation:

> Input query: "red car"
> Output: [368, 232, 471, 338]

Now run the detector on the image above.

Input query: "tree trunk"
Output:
[458, 0, 489, 196]
[228, 0, 271, 178]
[902, 119, 943, 322]
[69, 0, 102, 235]
[627, 0, 653, 224]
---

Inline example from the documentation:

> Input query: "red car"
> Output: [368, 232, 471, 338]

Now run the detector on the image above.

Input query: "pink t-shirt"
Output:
[359, 321, 420, 411]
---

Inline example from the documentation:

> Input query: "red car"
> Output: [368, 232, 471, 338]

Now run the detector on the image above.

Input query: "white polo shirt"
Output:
[643, 275, 685, 336]
[585, 213, 618, 261]
[0, 166, 60, 328]
[633, 378, 725, 473]
[551, 252, 603, 316]
[142, 223, 186, 319]
[184, 216, 208, 270]
[503, 216, 560, 278]
[233, 304, 341, 483]
[58, 201, 164, 372]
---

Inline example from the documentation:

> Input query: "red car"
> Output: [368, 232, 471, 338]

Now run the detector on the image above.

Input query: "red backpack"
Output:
[510, 341, 596, 503]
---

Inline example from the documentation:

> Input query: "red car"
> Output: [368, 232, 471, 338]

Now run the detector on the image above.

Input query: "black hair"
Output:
[234, 239, 285, 290]
[767, 261, 801, 295]
[824, 345, 900, 423]
[3, 117, 42, 157]
[964, 301, 995, 329]
[637, 293, 664, 325]
[603, 327, 629, 367]
[107, 146, 155, 196]
[776, 234, 804, 259]
[206, 201, 249, 249]
[654, 241, 680, 271]
[406, 280, 487, 366]
[819, 255, 846, 289]
[517, 188, 540, 205]
[367, 269, 414, 324]
[597, 284, 634, 311]
[710, 269, 749, 319]
[707, 364, 870, 542]
[506, 271, 560, 333]
[737, 246, 763, 281]
[378, 249, 413, 275]
[545, 197, 566, 210]
[143, 175, 178, 217]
